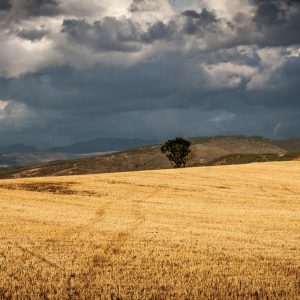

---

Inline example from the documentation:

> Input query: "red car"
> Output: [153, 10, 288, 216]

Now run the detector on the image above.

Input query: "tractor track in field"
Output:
[7, 239, 60, 269]
[91, 201, 146, 269]
[86, 186, 159, 277]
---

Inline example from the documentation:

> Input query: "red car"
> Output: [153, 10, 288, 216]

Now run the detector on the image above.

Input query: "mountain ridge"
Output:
[46, 137, 158, 154]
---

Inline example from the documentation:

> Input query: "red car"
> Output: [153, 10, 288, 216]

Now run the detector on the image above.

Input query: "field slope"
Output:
[0, 162, 299, 299]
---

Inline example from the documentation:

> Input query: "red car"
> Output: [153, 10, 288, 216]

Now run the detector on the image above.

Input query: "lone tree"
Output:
[160, 137, 191, 168]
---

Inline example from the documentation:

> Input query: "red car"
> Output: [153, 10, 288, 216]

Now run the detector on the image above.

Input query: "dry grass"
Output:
[0, 162, 299, 299]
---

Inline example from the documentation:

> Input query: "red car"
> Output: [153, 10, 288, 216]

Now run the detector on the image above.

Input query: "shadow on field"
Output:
[0, 182, 100, 197]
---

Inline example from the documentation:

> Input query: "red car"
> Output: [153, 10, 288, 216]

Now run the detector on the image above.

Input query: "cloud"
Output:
[17, 28, 47, 41]
[0, 0, 299, 146]
[0, 35, 60, 77]
[129, 0, 159, 12]
[62, 17, 142, 53]
[0, 0, 60, 20]
[182, 9, 218, 35]
[0, 99, 36, 130]
[20, 0, 59, 16]
[1, 0, 299, 76]
[251, 0, 300, 46]
[253, 0, 286, 26]
[129, 0, 174, 20]
[203, 62, 257, 88]
[0, 0, 11, 11]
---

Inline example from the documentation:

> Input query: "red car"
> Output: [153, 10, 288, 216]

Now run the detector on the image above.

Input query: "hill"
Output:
[0, 162, 299, 299]
[46, 137, 158, 154]
[2, 135, 295, 178]
[0, 152, 84, 168]
[270, 137, 300, 151]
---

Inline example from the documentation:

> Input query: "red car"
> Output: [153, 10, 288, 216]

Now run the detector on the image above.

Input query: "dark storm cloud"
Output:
[0, 0, 300, 147]
[0, 0, 12, 11]
[182, 9, 218, 35]
[253, 1, 287, 26]
[18, 28, 46, 41]
[2, 45, 300, 146]
[62, 18, 142, 52]
[22, 0, 59, 17]
[250, 0, 300, 45]
[62, 16, 176, 51]
[141, 21, 176, 43]
[17, 0, 59, 16]
[21, 0, 59, 13]
[60, 8, 221, 53]
[0, 0, 60, 20]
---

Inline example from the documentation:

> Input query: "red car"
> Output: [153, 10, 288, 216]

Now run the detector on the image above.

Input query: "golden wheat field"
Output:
[0, 162, 299, 299]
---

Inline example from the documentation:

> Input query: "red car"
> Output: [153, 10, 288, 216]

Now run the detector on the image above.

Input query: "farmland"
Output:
[0, 162, 299, 299]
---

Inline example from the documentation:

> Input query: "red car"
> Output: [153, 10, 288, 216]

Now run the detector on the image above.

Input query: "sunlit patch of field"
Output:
[0, 162, 299, 299]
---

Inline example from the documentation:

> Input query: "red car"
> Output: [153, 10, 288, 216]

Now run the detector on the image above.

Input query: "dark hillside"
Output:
[270, 138, 300, 151]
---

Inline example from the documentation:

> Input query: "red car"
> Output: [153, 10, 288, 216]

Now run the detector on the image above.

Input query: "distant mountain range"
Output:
[0, 137, 158, 167]
[46, 137, 158, 154]
[0, 152, 82, 169]
[0, 137, 158, 155]
[2, 135, 300, 179]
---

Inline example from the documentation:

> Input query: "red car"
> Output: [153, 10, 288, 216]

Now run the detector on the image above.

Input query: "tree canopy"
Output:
[160, 137, 191, 168]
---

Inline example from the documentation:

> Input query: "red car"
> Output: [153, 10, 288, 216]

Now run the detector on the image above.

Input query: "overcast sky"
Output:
[0, 0, 299, 147]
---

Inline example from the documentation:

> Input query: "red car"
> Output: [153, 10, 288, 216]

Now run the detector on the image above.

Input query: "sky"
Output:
[0, 0, 299, 148]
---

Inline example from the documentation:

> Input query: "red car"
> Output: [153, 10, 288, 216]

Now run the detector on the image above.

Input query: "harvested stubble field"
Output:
[0, 162, 299, 299]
